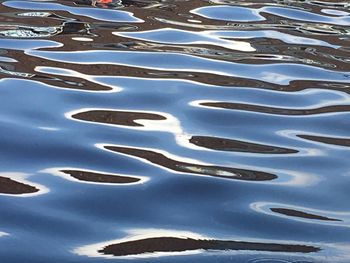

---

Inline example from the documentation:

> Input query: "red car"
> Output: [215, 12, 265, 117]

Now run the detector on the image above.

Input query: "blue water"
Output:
[0, 0, 349, 262]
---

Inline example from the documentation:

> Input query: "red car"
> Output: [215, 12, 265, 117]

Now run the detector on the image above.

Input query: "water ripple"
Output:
[99, 144, 278, 181]
[3, 1, 144, 22]
[41, 167, 148, 185]
[0, 0, 349, 262]
[75, 229, 320, 259]
[26, 50, 350, 85]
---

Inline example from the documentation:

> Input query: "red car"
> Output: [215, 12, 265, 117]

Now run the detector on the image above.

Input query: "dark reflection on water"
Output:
[61, 169, 141, 184]
[190, 135, 298, 154]
[0, 0, 349, 262]
[297, 134, 350, 147]
[103, 145, 278, 181]
[100, 236, 320, 257]
[200, 102, 350, 116]
[73, 109, 166, 127]
[270, 208, 341, 222]
[0, 176, 38, 195]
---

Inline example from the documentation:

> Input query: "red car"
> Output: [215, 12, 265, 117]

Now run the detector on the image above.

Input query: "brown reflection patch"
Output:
[99, 237, 320, 256]
[190, 136, 297, 154]
[104, 145, 277, 181]
[298, 134, 350, 147]
[271, 208, 341, 222]
[201, 102, 350, 116]
[61, 170, 140, 184]
[0, 176, 38, 194]
[72, 110, 166, 127]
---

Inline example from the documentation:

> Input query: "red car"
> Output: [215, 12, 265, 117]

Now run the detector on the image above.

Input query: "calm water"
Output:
[0, 0, 349, 262]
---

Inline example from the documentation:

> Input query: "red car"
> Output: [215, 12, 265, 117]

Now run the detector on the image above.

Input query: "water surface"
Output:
[0, 0, 349, 262]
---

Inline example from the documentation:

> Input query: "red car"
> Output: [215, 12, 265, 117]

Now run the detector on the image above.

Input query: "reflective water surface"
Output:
[0, 0, 349, 262]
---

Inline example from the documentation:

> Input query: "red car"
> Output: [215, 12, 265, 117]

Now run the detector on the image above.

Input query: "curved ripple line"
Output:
[189, 135, 298, 154]
[66, 107, 196, 149]
[0, 39, 62, 50]
[26, 50, 350, 85]
[35, 66, 122, 92]
[96, 143, 278, 182]
[209, 30, 339, 48]
[261, 6, 350, 26]
[113, 28, 255, 52]
[191, 6, 266, 22]
[3, 1, 144, 23]
[277, 130, 350, 149]
[193, 100, 350, 116]
[192, 5, 350, 25]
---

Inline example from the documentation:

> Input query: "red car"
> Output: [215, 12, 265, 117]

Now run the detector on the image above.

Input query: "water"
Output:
[0, 0, 349, 262]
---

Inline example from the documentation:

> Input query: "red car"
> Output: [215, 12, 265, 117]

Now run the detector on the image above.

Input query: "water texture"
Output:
[0, 0, 349, 262]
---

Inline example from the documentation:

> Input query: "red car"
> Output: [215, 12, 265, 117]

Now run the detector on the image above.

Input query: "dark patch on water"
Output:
[297, 134, 350, 147]
[271, 208, 341, 222]
[190, 136, 298, 154]
[0, 176, 38, 194]
[61, 169, 140, 184]
[104, 145, 277, 181]
[73, 109, 166, 127]
[99, 236, 320, 256]
[200, 102, 350, 116]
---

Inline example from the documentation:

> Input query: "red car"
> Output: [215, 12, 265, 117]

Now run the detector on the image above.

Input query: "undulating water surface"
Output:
[0, 0, 349, 262]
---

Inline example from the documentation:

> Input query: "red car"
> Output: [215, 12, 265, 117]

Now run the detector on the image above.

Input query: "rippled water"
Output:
[0, 0, 349, 262]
